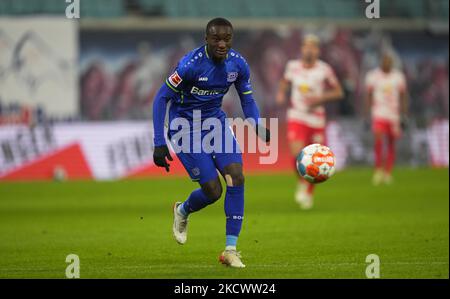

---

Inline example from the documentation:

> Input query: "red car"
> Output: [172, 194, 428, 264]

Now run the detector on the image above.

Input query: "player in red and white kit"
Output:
[277, 34, 343, 209]
[365, 52, 408, 185]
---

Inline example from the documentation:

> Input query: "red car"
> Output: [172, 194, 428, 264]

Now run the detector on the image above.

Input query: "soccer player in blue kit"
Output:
[152, 18, 270, 268]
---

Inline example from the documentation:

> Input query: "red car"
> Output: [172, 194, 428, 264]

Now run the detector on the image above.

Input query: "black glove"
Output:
[153, 145, 173, 172]
[256, 124, 270, 143]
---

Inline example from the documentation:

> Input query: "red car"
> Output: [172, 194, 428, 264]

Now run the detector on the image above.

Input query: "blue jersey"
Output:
[153, 45, 260, 147]
[165, 45, 254, 123]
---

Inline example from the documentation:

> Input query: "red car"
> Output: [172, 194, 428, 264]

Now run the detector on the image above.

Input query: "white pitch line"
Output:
[1, 261, 448, 272]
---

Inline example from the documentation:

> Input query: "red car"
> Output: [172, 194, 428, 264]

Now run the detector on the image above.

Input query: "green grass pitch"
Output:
[0, 167, 448, 278]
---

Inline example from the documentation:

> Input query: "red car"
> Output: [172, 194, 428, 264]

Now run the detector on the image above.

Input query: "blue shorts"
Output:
[168, 119, 242, 184]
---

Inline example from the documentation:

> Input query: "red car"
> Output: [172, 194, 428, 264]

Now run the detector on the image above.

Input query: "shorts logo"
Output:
[169, 71, 183, 87]
[191, 167, 200, 176]
[227, 72, 238, 83]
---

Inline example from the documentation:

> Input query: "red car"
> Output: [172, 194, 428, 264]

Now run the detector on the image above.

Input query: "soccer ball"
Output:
[296, 144, 336, 184]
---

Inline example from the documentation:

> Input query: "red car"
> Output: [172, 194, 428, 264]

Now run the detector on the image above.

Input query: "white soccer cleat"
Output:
[297, 192, 313, 210]
[219, 250, 246, 268]
[372, 169, 384, 186]
[295, 183, 313, 210]
[172, 202, 188, 245]
[384, 172, 393, 185]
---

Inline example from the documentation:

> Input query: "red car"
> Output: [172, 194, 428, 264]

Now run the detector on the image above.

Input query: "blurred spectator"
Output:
[75, 28, 447, 127]
[80, 61, 115, 120]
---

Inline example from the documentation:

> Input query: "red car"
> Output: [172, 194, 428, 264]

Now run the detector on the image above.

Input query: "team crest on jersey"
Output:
[227, 72, 238, 82]
[191, 167, 200, 176]
[168, 71, 183, 87]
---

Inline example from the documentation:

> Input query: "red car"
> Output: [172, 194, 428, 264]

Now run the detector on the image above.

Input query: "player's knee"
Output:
[289, 141, 304, 157]
[225, 171, 245, 187]
[224, 163, 245, 187]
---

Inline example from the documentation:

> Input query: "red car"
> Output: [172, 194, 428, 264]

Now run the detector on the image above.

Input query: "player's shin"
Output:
[178, 188, 213, 217]
[374, 135, 383, 170]
[224, 185, 244, 250]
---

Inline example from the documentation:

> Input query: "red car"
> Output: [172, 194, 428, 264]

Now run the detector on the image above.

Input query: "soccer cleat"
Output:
[295, 182, 304, 203]
[219, 250, 246, 268]
[384, 172, 393, 185]
[297, 192, 313, 210]
[172, 202, 188, 245]
[372, 169, 384, 186]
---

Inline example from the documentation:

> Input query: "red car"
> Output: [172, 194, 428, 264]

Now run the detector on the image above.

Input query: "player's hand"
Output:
[256, 125, 270, 143]
[276, 92, 285, 106]
[153, 145, 173, 172]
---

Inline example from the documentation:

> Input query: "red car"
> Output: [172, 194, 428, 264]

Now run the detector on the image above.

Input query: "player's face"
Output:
[301, 41, 320, 63]
[205, 25, 233, 61]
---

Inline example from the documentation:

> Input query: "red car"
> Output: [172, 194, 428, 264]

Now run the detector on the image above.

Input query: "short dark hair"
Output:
[206, 17, 233, 34]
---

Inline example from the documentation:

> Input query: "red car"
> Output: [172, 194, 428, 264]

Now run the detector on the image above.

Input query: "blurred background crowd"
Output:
[0, 0, 448, 179]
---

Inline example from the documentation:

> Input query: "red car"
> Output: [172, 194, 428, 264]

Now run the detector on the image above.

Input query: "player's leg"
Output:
[287, 121, 307, 205]
[288, 121, 317, 209]
[384, 122, 399, 184]
[290, 139, 311, 207]
[303, 126, 326, 203]
[216, 161, 246, 268]
[178, 178, 222, 215]
[172, 151, 221, 244]
[372, 119, 385, 186]
[214, 124, 246, 268]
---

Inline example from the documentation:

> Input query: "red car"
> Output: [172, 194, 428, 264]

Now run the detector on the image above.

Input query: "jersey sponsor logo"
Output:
[168, 71, 182, 87]
[190, 86, 226, 96]
[198, 77, 208, 82]
[298, 83, 310, 94]
[227, 72, 238, 82]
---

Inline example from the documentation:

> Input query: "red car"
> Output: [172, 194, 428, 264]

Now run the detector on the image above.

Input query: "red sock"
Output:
[293, 158, 302, 179]
[297, 179, 314, 195]
[306, 182, 314, 195]
[294, 153, 314, 195]
[374, 135, 383, 169]
[386, 135, 396, 173]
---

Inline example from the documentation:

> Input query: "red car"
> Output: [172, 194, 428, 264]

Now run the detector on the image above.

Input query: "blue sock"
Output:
[226, 235, 238, 248]
[179, 188, 213, 216]
[224, 185, 244, 246]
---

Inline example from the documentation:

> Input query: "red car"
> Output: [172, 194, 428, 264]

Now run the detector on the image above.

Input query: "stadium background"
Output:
[0, 0, 448, 180]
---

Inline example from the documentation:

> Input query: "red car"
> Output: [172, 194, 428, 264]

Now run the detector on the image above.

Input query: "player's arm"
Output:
[152, 66, 189, 172]
[365, 84, 374, 119]
[363, 72, 374, 128]
[152, 83, 175, 172]
[276, 61, 293, 106]
[235, 60, 270, 142]
[276, 78, 291, 106]
[319, 83, 343, 103]
[307, 67, 343, 109]
[399, 73, 409, 128]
